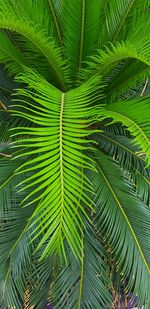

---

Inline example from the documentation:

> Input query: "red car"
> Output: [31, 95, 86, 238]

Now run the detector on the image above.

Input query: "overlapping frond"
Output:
[91, 149, 150, 307]
[99, 0, 150, 46]
[10, 69, 104, 260]
[0, 1, 150, 308]
[0, 31, 26, 76]
[92, 131, 148, 175]
[53, 221, 112, 309]
[105, 60, 150, 102]
[46, 0, 63, 47]
[134, 171, 150, 207]
[81, 41, 150, 83]
[99, 97, 150, 165]
[0, 1, 69, 90]
[0, 155, 54, 308]
[63, 0, 101, 79]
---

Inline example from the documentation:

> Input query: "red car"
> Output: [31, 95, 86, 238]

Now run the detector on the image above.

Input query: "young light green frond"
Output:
[81, 41, 150, 82]
[10, 70, 104, 260]
[91, 149, 150, 308]
[101, 97, 150, 165]
[63, 0, 101, 79]
[0, 0, 55, 38]
[1, 1, 150, 307]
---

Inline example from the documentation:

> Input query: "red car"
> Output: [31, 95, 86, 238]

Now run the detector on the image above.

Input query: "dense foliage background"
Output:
[0, 0, 150, 308]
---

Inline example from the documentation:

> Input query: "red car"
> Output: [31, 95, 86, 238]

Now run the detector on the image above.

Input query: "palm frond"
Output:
[53, 220, 112, 309]
[0, 1, 69, 90]
[63, 0, 101, 79]
[91, 149, 150, 307]
[92, 131, 148, 175]
[134, 171, 150, 207]
[0, 32, 26, 76]
[100, 97, 150, 165]
[100, 0, 149, 45]
[0, 155, 52, 308]
[46, 0, 63, 47]
[9, 69, 104, 260]
[105, 59, 150, 102]
[81, 41, 150, 83]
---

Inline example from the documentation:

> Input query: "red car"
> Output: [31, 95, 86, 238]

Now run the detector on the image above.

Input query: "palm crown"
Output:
[0, 1, 150, 308]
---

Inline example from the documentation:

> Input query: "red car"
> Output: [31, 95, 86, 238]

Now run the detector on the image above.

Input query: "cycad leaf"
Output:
[100, 0, 149, 45]
[0, 0, 69, 90]
[0, 155, 53, 307]
[92, 131, 148, 175]
[91, 149, 150, 308]
[63, 0, 101, 78]
[0, 157, 33, 308]
[101, 97, 150, 165]
[53, 221, 112, 309]
[0, 32, 26, 76]
[134, 171, 150, 207]
[81, 41, 150, 82]
[10, 69, 104, 260]
[46, 0, 63, 47]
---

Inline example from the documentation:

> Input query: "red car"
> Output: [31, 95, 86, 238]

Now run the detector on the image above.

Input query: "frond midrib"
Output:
[59, 92, 65, 240]
[78, 0, 85, 72]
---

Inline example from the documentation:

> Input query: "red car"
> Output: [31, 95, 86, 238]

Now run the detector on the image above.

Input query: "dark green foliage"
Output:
[0, 0, 150, 308]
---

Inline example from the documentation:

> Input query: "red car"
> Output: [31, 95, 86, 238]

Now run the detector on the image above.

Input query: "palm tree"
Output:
[0, 0, 150, 308]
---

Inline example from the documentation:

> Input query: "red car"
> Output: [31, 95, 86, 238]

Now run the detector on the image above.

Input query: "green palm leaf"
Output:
[63, 0, 101, 78]
[0, 1, 150, 307]
[53, 220, 112, 309]
[92, 131, 148, 175]
[10, 69, 104, 260]
[0, 0, 69, 90]
[100, 0, 149, 45]
[46, 0, 63, 47]
[100, 97, 150, 165]
[134, 171, 150, 206]
[91, 149, 150, 307]
[0, 32, 26, 76]
[81, 41, 150, 83]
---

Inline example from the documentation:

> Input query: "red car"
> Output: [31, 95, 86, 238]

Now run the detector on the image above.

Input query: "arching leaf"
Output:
[100, 97, 150, 165]
[10, 69, 104, 260]
[91, 149, 150, 307]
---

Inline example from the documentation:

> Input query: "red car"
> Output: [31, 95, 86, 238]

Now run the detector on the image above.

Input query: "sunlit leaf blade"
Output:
[10, 69, 104, 260]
